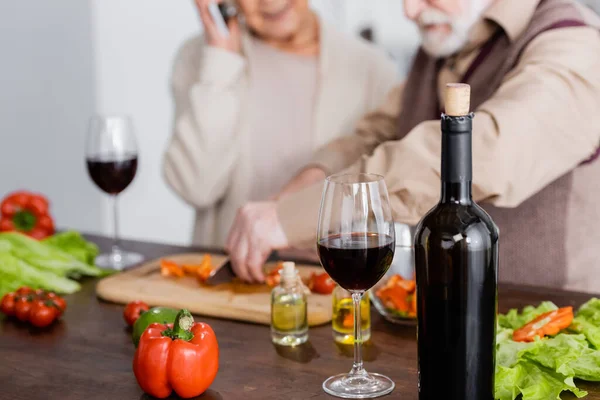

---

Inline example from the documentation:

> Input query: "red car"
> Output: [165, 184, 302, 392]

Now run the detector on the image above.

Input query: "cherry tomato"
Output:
[29, 300, 59, 328]
[0, 293, 17, 317]
[34, 288, 46, 297]
[124, 301, 150, 327]
[46, 292, 67, 314]
[308, 272, 336, 295]
[16, 286, 33, 296]
[14, 297, 33, 322]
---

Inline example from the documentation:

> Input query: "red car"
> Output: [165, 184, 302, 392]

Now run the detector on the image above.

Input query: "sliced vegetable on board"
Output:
[133, 309, 218, 399]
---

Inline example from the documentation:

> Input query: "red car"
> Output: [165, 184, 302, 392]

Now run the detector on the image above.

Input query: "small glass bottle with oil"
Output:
[332, 285, 371, 344]
[271, 262, 308, 346]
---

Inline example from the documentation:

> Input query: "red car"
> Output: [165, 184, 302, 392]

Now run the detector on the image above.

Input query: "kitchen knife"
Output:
[205, 258, 236, 285]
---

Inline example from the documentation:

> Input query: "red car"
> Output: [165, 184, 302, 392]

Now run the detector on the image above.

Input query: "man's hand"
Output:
[274, 167, 327, 200]
[195, 0, 241, 53]
[225, 202, 289, 283]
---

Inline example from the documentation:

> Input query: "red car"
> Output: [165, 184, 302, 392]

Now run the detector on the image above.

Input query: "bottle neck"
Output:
[440, 113, 473, 204]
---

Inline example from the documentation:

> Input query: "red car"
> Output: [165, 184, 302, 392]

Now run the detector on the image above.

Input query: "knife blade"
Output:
[205, 259, 236, 285]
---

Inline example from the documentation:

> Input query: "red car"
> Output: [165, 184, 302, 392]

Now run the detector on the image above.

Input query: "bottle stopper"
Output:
[444, 83, 471, 116]
[281, 261, 297, 283]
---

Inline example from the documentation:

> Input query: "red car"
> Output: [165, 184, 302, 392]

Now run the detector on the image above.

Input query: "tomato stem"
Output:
[161, 309, 194, 341]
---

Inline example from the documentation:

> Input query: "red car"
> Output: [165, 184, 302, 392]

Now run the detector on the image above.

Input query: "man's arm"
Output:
[276, 84, 405, 199]
[278, 26, 600, 244]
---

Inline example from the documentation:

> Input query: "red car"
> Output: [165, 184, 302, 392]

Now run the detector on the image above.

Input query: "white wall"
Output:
[90, 0, 200, 245]
[0, 0, 101, 233]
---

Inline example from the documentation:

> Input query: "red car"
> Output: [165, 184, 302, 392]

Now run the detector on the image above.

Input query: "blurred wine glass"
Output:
[86, 115, 143, 270]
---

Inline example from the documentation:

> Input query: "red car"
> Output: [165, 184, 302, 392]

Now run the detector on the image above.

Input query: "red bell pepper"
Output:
[0, 191, 55, 239]
[133, 309, 219, 399]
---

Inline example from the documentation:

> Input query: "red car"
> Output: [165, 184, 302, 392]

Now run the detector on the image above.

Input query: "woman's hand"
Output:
[195, 0, 242, 53]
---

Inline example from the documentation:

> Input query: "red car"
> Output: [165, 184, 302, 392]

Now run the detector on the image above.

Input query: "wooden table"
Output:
[0, 235, 598, 400]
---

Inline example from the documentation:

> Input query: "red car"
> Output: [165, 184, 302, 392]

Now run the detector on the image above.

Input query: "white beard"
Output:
[418, 0, 489, 58]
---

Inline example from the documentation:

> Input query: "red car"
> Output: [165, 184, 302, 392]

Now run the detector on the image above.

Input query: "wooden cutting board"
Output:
[96, 253, 332, 326]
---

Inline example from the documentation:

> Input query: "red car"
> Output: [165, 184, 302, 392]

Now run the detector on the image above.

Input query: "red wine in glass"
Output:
[317, 233, 394, 291]
[86, 153, 138, 195]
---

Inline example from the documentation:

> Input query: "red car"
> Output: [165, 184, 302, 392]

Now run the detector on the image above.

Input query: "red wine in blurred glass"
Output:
[86, 154, 138, 195]
[414, 84, 498, 400]
[317, 233, 394, 291]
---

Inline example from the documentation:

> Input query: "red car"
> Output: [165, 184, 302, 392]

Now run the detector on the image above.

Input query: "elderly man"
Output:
[225, 0, 600, 292]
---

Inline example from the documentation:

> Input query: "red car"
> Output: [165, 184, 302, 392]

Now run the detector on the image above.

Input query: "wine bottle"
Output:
[414, 83, 499, 400]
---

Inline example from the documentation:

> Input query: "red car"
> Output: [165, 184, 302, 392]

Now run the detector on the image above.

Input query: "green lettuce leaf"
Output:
[0, 252, 80, 296]
[519, 334, 600, 381]
[0, 232, 102, 277]
[43, 231, 99, 265]
[571, 298, 600, 349]
[519, 362, 587, 400]
[495, 362, 587, 400]
[498, 302, 558, 330]
[497, 339, 533, 368]
[495, 365, 522, 400]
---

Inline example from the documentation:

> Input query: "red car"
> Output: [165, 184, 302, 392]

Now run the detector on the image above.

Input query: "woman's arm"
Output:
[163, 38, 246, 209]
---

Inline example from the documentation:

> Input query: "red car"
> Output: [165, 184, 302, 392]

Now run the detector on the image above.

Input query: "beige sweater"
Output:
[163, 22, 398, 246]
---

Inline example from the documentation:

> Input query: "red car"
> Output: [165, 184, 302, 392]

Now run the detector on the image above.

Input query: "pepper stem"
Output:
[161, 309, 194, 341]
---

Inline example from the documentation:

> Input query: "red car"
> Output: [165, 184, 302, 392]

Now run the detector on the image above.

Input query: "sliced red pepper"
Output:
[160, 259, 185, 278]
[513, 306, 574, 342]
[377, 286, 410, 312]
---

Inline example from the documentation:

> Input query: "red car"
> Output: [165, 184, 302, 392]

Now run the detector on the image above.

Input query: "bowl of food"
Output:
[370, 223, 417, 325]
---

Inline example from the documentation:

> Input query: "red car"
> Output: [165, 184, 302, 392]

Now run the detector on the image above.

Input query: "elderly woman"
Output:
[164, 0, 398, 246]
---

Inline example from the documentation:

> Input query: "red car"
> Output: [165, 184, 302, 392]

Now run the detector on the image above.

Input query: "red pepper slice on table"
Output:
[133, 309, 219, 399]
[513, 306, 574, 342]
[0, 191, 55, 239]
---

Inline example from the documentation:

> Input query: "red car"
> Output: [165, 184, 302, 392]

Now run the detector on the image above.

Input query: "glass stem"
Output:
[111, 195, 121, 256]
[350, 292, 366, 376]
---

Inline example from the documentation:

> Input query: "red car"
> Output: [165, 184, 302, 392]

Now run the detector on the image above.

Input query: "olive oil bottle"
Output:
[271, 262, 308, 346]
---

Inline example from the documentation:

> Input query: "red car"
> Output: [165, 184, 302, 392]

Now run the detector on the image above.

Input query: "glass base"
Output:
[323, 372, 394, 399]
[95, 251, 143, 270]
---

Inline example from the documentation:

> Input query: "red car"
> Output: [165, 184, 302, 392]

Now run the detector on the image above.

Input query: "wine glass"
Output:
[317, 173, 396, 398]
[86, 115, 143, 269]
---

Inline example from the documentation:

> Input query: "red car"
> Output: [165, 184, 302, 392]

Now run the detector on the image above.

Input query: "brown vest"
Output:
[397, 0, 595, 288]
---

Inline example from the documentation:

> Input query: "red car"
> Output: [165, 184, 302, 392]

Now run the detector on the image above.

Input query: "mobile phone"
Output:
[207, 2, 237, 37]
